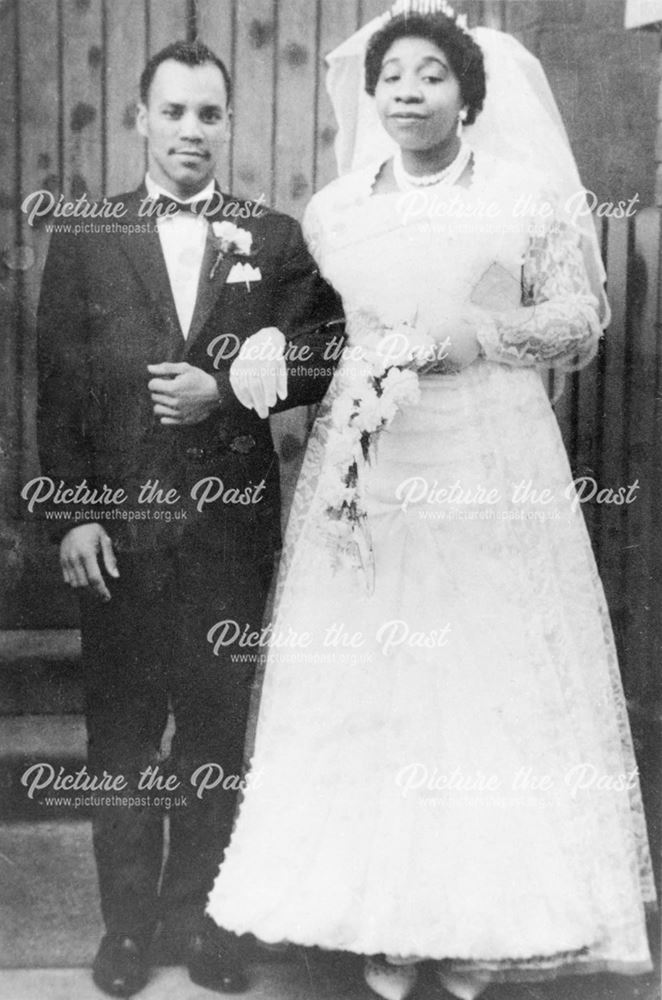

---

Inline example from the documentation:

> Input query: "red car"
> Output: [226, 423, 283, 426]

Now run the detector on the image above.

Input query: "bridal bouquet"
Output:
[320, 309, 436, 592]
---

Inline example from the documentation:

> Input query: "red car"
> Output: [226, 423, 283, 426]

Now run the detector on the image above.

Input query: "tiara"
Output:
[389, 0, 469, 30]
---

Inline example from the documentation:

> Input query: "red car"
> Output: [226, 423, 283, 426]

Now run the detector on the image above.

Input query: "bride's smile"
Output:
[374, 36, 465, 173]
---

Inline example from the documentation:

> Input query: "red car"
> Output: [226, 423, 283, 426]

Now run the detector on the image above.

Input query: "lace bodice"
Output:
[303, 152, 603, 373]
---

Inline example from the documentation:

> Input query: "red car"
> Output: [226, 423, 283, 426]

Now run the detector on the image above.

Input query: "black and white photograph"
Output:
[0, 1, 660, 998]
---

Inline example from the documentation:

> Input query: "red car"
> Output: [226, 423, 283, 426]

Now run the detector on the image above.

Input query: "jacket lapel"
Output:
[184, 225, 235, 355]
[117, 185, 261, 357]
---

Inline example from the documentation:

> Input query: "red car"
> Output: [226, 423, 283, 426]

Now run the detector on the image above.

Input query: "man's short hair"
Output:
[139, 40, 232, 106]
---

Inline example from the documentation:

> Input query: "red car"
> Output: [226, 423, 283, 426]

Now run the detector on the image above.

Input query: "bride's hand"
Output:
[422, 308, 485, 373]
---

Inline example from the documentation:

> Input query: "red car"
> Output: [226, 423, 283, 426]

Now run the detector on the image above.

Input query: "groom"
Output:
[36, 40, 342, 997]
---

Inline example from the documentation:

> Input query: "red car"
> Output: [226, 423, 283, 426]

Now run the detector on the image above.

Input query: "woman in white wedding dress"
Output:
[208, 8, 655, 999]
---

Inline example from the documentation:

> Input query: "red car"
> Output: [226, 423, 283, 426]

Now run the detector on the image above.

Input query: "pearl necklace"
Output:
[392, 142, 472, 190]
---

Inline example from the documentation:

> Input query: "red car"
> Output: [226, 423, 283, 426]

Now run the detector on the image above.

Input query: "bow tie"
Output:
[150, 194, 216, 218]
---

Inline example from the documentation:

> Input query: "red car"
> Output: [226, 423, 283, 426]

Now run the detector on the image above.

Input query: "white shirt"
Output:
[145, 174, 214, 339]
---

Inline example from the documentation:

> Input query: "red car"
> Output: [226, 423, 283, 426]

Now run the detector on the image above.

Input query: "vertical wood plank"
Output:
[574, 328, 602, 543]
[269, 0, 318, 522]
[18, 0, 60, 203]
[61, 0, 104, 200]
[360, 0, 389, 26]
[194, 0, 235, 188]
[315, 0, 361, 192]
[0, 0, 19, 539]
[148, 0, 190, 52]
[645, 208, 662, 702]
[196, 0, 234, 58]
[17, 0, 60, 486]
[622, 207, 659, 699]
[480, 0, 506, 30]
[273, 0, 317, 218]
[596, 216, 630, 650]
[106, 0, 147, 195]
[232, 0, 276, 203]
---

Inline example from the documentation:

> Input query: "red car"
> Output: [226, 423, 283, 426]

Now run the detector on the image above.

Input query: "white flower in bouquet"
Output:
[353, 392, 384, 434]
[331, 393, 360, 428]
[320, 306, 431, 593]
[325, 423, 363, 466]
[381, 367, 421, 408]
[339, 354, 376, 388]
[356, 333, 384, 378]
[319, 466, 358, 509]
[377, 396, 399, 425]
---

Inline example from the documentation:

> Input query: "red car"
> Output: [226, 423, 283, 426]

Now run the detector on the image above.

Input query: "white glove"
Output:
[229, 327, 288, 419]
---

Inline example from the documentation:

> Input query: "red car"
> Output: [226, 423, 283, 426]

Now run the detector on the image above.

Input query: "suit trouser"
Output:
[79, 543, 268, 944]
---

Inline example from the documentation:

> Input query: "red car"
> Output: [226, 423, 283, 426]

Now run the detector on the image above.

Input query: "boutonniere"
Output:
[209, 221, 253, 279]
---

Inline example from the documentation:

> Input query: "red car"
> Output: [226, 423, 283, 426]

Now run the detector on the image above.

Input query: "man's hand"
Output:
[147, 362, 220, 425]
[229, 327, 288, 419]
[60, 524, 119, 602]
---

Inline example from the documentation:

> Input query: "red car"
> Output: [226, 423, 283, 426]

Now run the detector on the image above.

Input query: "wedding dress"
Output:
[207, 152, 654, 979]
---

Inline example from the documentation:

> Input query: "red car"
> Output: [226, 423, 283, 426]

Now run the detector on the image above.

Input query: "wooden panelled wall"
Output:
[0, 1, 661, 724]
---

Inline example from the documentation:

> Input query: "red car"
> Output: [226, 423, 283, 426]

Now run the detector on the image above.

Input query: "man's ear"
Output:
[136, 102, 149, 139]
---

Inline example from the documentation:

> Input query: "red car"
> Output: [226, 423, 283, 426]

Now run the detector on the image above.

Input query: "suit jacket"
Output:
[36, 185, 344, 564]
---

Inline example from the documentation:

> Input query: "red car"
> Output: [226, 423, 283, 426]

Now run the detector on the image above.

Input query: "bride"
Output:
[207, 4, 655, 998]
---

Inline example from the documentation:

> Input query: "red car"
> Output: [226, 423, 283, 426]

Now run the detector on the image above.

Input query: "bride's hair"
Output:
[364, 12, 486, 125]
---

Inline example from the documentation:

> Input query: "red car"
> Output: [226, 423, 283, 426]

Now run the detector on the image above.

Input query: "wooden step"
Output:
[0, 957, 364, 998]
[0, 715, 87, 820]
[0, 630, 82, 715]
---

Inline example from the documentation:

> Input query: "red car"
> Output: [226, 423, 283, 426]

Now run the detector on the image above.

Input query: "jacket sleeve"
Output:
[271, 213, 345, 411]
[214, 211, 345, 418]
[35, 229, 95, 539]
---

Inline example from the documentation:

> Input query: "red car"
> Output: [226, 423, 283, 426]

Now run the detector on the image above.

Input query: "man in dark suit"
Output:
[36, 39, 342, 997]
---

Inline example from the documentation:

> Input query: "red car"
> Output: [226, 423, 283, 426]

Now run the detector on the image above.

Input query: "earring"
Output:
[457, 108, 468, 136]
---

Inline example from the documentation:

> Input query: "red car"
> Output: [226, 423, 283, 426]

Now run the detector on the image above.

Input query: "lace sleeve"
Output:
[477, 192, 603, 372]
